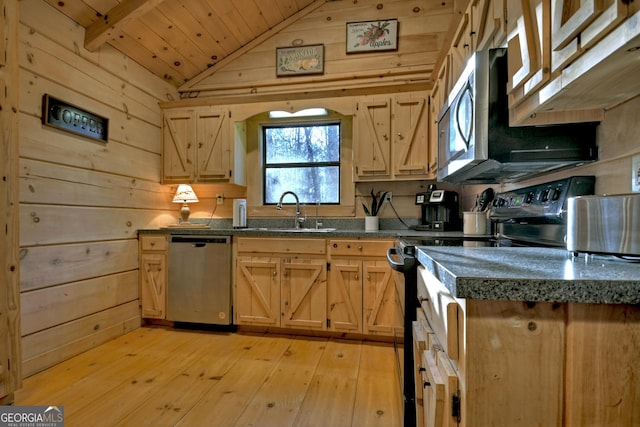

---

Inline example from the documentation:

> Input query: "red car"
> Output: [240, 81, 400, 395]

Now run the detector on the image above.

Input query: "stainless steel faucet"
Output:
[276, 191, 304, 228]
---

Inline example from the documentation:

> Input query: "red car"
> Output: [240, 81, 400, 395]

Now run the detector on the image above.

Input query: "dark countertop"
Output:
[138, 227, 484, 240]
[416, 246, 640, 305]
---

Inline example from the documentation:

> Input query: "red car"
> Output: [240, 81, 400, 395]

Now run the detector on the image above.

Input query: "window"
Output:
[263, 121, 340, 205]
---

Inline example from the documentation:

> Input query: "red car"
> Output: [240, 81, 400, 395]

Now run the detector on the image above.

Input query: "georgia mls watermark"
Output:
[0, 406, 64, 427]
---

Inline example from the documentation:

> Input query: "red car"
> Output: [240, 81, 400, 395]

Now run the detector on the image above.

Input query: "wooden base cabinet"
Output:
[234, 238, 327, 330]
[139, 234, 168, 319]
[414, 265, 640, 427]
[327, 239, 401, 337]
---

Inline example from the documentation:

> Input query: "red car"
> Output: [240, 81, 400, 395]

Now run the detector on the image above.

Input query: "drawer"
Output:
[140, 235, 168, 251]
[420, 350, 445, 427]
[236, 237, 326, 255]
[417, 265, 462, 361]
[328, 239, 392, 257]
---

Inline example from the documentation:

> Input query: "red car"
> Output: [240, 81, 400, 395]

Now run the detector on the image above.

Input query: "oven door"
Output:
[387, 245, 417, 427]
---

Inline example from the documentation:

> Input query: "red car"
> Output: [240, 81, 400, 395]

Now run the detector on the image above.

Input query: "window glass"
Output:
[263, 122, 340, 204]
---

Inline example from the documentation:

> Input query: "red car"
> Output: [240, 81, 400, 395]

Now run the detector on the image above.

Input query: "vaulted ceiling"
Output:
[42, 0, 319, 88]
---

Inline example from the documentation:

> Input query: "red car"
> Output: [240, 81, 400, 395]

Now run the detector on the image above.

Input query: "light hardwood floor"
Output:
[14, 326, 403, 426]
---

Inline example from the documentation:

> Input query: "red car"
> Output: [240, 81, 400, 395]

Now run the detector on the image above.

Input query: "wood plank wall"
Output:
[1, 0, 22, 401]
[183, 0, 453, 98]
[18, 0, 179, 376]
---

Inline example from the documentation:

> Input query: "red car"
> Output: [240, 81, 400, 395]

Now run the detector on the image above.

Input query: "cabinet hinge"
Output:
[229, 170, 232, 177]
[327, 262, 331, 271]
[228, 111, 232, 118]
[452, 390, 461, 423]
[326, 318, 331, 328]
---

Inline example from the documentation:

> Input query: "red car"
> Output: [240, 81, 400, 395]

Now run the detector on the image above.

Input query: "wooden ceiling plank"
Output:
[155, 0, 222, 59]
[180, 0, 326, 92]
[232, 0, 271, 37]
[107, 29, 190, 85]
[205, 0, 256, 46]
[138, 8, 216, 67]
[41, 0, 100, 27]
[120, 21, 203, 79]
[85, 0, 167, 51]
[180, 0, 239, 57]
[257, 0, 287, 28]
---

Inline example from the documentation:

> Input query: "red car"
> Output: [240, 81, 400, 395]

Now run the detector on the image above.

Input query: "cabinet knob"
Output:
[358, 245, 363, 251]
[419, 296, 429, 303]
[423, 381, 431, 389]
[354, 274, 359, 280]
[273, 271, 277, 276]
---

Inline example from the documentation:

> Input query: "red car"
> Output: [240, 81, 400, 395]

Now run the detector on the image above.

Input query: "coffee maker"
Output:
[415, 185, 461, 231]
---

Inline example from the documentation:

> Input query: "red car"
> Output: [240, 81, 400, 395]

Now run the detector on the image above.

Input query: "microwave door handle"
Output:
[455, 81, 474, 149]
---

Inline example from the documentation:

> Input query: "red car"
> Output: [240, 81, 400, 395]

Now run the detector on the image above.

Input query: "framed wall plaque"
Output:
[276, 44, 324, 76]
[42, 94, 109, 142]
[346, 19, 398, 53]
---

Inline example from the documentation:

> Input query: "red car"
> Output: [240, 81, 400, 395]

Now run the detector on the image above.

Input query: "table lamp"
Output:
[172, 184, 199, 224]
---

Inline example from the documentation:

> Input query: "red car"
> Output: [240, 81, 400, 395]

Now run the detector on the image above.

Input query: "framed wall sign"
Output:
[346, 19, 398, 53]
[276, 44, 324, 76]
[41, 94, 109, 142]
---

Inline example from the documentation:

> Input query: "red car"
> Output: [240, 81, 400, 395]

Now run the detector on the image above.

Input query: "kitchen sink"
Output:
[240, 227, 336, 233]
[275, 228, 336, 232]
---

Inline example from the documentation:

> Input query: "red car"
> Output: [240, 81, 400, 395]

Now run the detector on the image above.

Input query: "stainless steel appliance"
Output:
[414, 188, 461, 231]
[437, 48, 598, 184]
[388, 176, 596, 426]
[168, 235, 232, 325]
[233, 198, 247, 228]
[567, 193, 640, 257]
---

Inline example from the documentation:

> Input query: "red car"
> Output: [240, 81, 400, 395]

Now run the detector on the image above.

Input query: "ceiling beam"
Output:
[84, 0, 166, 52]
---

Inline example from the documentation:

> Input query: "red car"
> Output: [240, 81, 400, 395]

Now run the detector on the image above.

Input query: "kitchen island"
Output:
[416, 246, 640, 304]
[413, 245, 640, 427]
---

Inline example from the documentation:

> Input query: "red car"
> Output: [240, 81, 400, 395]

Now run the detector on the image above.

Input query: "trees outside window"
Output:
[263, 122, 340, 205]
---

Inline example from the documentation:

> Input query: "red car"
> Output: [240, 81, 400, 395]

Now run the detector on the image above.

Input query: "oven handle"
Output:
[387, 247, 416, 273]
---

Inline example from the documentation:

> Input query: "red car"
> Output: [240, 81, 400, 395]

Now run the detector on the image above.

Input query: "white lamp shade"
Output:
[172, 184, 199, 203]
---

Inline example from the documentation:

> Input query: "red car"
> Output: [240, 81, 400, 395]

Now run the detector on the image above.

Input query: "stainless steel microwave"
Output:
[436, 48, 598, 184]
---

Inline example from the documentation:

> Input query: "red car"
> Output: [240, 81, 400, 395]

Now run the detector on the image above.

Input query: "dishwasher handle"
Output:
[170, 235, 231, 244]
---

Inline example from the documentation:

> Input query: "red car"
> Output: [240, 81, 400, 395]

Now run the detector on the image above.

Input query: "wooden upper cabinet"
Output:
[551, 0, 628, 71]
[506, 0, 545, 96]
[354, 91, 431, 181]
[472, 0, 507, 51]
[507, 0, 634, 125]
[195, 108, 231, 181]
[354, 96, 391, 179]
[162, 106, 233, 183]
[449, 12, 474, 84]
[393, 94, 429, 178]
[163, 108, 195, 182]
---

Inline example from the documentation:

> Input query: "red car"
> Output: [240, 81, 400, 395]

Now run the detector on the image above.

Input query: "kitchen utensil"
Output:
[478, 188, 494, 211]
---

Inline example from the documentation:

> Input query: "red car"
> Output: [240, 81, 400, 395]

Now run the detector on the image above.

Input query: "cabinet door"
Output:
[363, 259, 402, 336]
[163, 109, 195, 183]
[472, 0, 507, 51]
[393, 94, 429, 178]
[281, 258, 327, 330]
[140, 253, 167, 319]
[507, 0, 544, 94]
[449, 12, 473, 83]
[354, 97, 391, 179]
[235, 256, 280, 326]
[327, 259, 363, 333]
[196, 107, 231, 181]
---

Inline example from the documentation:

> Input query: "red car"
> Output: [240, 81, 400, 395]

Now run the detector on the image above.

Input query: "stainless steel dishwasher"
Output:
[167, 235, 232, 325]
